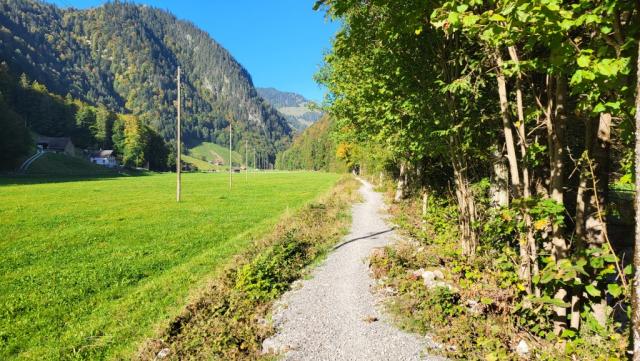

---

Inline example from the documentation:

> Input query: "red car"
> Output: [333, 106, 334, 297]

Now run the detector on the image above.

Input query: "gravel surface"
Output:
[262, 179, 442, 361]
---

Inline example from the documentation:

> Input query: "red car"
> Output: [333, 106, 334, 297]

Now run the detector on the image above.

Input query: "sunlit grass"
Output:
[0, 171, 339, 360]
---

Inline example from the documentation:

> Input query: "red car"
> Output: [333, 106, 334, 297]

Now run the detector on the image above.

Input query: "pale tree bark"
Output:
[496, 51, 522, 197]
[631, 38, 640, 361]
[545, 74, 569, 333]
[497, 50, 532, 292]
[497, 50, 535, 293]
[508, 46, 538, 295]
[421, 187, 429, 231]
[572, 117, 593, 330]
[394, 161, 407, 202]
[491, 148, 509, 207]
[450, 138, 478, 257]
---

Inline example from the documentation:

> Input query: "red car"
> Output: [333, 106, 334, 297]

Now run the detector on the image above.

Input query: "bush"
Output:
[235, 233, 308, 301]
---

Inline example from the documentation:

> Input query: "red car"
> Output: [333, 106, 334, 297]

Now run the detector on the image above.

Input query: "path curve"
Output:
[19, 150, 44, 172]
[263, 179, 440, 360]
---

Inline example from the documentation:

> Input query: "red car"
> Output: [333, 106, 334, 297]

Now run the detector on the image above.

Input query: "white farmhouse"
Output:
[90, 150, 118, 168]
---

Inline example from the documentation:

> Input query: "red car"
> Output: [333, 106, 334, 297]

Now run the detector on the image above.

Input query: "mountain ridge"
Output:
[0, 0, 291, 159]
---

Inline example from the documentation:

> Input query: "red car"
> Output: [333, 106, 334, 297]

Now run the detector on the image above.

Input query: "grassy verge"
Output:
[137, 176, 361, 360]
[367, 183, 627, 361]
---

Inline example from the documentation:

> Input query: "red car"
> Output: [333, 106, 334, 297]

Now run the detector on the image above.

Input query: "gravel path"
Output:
[262, 179, 441, 361]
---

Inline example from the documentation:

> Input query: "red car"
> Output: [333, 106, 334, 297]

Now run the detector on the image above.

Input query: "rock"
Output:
[516, 339, 529, 357]
[421, 271, 436, 284]
[422, 276, 458, 292]
[156, 348, 170, 359]
[261, 338, 281, 355]
[433, 281, 456, 291]
[412, 268, 425, 278]
[433, 269, 444, 280]
[466, 299, 483, 315]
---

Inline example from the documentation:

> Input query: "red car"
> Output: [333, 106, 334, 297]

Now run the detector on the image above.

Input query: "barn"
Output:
[89, 150, 118, 168]
[36, 136, 76, 156]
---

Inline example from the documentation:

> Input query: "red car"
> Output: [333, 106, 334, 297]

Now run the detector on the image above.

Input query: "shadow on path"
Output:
[332, 228, 395, 250]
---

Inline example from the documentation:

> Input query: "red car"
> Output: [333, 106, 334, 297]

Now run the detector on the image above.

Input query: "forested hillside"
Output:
[0, 0, 291, 165]
[257, 87, 322, 132]
[275, 115, 345, 171]
[0, 63, 171, 170]
[316, 0, 640, 359]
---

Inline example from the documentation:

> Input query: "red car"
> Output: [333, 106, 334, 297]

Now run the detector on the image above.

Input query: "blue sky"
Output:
[45, 0, 339, 102]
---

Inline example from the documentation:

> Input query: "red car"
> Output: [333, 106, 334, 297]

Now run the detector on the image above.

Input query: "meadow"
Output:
[187, 142, 243, 166]
[0, 171, 339, 360]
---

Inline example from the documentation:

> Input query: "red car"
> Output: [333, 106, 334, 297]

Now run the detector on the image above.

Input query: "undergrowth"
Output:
[136, 176, 360, 360]
[368, 181, 628, 361]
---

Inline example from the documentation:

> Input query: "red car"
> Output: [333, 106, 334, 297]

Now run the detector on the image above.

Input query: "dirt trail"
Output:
[263, 179, 441, 360]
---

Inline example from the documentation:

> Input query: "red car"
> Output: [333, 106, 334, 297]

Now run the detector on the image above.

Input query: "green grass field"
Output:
[180, 154, 216, 171]
[187, 142, 243, 166]
[26, 153, 117, 176]
[0, 172, 339, 360]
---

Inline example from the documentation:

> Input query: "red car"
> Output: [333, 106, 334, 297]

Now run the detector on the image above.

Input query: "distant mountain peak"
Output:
[257, 87, 322, 133]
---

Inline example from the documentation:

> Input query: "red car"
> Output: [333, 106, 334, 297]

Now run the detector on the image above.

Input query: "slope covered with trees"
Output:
[0, 0, 291, 165]
[316, 0, 640, 358]
[275, 115, 345, 172]
[0, 63, 171, 171]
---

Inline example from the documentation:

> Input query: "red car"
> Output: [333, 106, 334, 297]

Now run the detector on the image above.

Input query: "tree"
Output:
[73, 105, 96, 149]
[633, 35, 640, 361]
[0, 97, 31, 170]
[94, 105, 116, 149]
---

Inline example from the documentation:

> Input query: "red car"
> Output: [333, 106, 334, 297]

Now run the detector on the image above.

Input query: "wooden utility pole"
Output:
[245, 139, 248, 181]
[632, 38, 640, 361]
[229, 121, 232, 190]
[176, 66, 181, 202]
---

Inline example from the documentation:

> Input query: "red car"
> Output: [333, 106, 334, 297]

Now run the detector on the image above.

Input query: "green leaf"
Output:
[456, 4, 468, 12]
[540, 270, 554, 284]
[546, 3, 560, 11]
[607, 283, 622, 298]
[593, 103, 606, 113]
[585, 284, 600, 297]
[489, 13, 506, 22]
[577, 55, 590, 68]
[448, 12, 461, 27]
[624, 264, 633, 275]
[462, 14, 480, 27]
[596, 60, 616, 76]
[530, 296, 570, 308]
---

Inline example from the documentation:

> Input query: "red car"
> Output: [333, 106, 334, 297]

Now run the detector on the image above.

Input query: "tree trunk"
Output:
[631, 38, 640, 361]
[394, 161, 407, 202]
[491, 148, 509, 207]
[422, 188, 429, 231]
[573, 113, 612, 328]
[451, 139, 478, 257]
[586, 113, 611, 247]
[496, 51, 522, 197]
[545, 74, 569, 334]
[508, 46, 537, 294]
